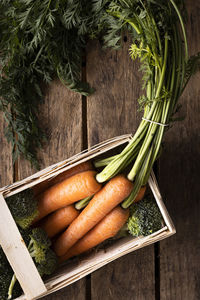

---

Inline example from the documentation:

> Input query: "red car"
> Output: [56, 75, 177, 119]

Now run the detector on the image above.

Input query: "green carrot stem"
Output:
[95, 1, 190, 199]
[75, 195, 93, 210]
[127, 35, 168, 182]
[8, 274, 17, 300]
[94, 155, 118, 168]
[169, 0, 188, 61]
[127, 101, 162, 181]
[96, 129, 147, 183]
[122, 146, 153, 208]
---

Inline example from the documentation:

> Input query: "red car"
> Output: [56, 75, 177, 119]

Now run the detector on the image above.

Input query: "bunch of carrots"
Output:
[32, 161, 146, 262]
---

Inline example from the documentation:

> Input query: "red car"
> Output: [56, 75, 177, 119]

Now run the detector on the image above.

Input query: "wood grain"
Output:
[159, 1, 200, 300]
[0, 113, 13, 187]
[87, 38, 142, 145]
[0, 1, 199, 298]
[18, 79, 83, 179]
[86, 35, 155, 300]
[17, 79, 86, 300]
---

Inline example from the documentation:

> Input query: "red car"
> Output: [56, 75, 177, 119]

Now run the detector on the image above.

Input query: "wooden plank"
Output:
[159, 1, 200, 299]
[0, 193, 46, 299]
[86, 39, 141, 144]
[17, 79, 86, 300]
[86, 36, 155, 299]
[0, 113, 46, 300]
[0, 114, 46, 297]
[0, 112, 13, 187]
[18, 79, 83, 179]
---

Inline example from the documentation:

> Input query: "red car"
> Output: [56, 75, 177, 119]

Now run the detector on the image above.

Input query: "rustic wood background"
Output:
[0, 1, 199, 299]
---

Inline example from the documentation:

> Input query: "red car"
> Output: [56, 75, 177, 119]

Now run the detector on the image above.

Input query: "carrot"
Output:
[33, 161, 93, 196]
[59, 206, 129, 262]
[33, 170, 101, 223]
[40, 205, 79, 238]
[53, 175, 133, 256]
[134, 185, 146, 202]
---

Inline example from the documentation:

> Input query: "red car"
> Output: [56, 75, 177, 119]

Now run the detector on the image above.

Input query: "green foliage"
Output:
[3, 191, 57, 297]
[36, 249, 58, 277]
[127, 197, 163, 237]
[0, 272, 14, 300]
[0, 0, 98, 166]
[0, 0, 199, 188]
[28, 228, 51, 263]
[6, 189, 38, 229]
[0, 247, 8, 270]
[183, 52, 200, 91]
[0, 228, 58, 299]
[95, 0, 200, 207]
[0, 247, 22, 300]
[28, 228, 58, 276]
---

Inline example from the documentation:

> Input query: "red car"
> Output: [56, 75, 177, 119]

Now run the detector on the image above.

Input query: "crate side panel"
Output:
[1, 135, 132, 196]
[0, 193, 46, 299]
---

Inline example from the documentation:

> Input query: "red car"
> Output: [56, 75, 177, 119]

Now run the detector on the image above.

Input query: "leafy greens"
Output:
[0, 0, 199, 176]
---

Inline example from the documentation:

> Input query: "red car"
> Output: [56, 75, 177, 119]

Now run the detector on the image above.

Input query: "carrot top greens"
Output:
[94, 0, 200, 207]
[0, 0, 199, 173]
[0, 0, 96, 167]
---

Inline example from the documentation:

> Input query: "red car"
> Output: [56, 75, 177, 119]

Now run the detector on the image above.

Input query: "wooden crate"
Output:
[0, 134, 175, 300]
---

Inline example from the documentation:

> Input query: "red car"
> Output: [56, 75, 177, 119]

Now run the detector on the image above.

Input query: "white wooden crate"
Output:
[0, 134, 175, 300]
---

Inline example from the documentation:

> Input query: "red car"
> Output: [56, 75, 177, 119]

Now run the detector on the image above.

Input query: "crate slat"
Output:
[0, 193, 47, 299]
[1, 134, 132, 198]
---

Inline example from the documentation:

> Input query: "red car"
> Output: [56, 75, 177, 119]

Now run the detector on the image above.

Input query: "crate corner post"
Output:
[0, 192, 47, 300]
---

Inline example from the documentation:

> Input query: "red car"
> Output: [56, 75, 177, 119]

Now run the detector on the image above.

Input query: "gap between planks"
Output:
[154, 162, 161, 300]
[81, 51, 92, 300]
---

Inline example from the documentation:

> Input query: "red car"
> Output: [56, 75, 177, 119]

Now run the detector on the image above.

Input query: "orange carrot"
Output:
[33, 161, 93, 196]
[33, 170, 101, 223]
[40, 205, 79, 238]
[134, 185, 146, 202]
[53, 175, 133, 256]
[59, 206, 129, 262]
